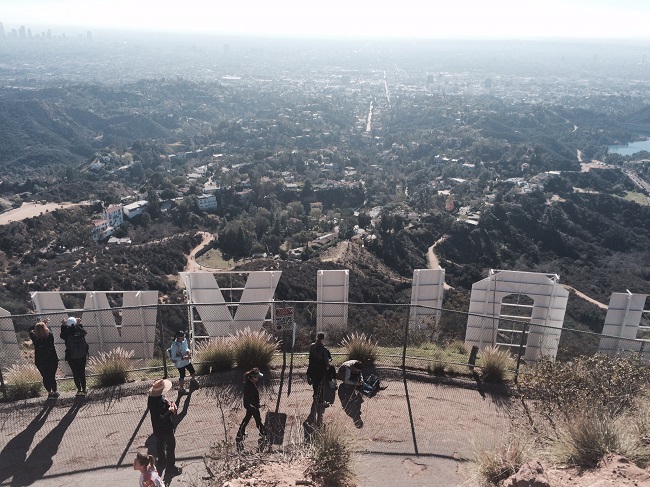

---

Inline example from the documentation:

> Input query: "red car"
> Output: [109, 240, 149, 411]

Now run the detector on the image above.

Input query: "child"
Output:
[236, 368, 267, 451]
[133, 449, 164, 487]
[169, 330, 197, 393]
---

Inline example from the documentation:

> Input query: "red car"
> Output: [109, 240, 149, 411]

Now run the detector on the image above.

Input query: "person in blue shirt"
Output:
[169, 330, 197, 394]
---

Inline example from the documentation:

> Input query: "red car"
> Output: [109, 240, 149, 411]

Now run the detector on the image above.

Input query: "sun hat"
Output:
[66, 317, 77, 326]
[175, 330, 186, 338]
[149, 379, 172, 397]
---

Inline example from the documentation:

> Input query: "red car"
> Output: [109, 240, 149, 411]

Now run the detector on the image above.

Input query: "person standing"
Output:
[147, 379, 182, 477]
[169, 330, 197, 394]
[29, 319, 59, 399]
[306, 332, 331, 426]
[133, 449, 164, 487]
[236, 368, 266, 451]
[60, 316, 88, 396]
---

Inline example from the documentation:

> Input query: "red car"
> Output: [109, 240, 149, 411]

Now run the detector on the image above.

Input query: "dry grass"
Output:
[5, 363, 43, 399]
[479, 346, 514, 383]
[305, 421, 356, 487]
[473, 434, 531, 485]
[88, 347, 135, 386]
[340, 332, 378, 366]
[233, 328, 279, 370]
[195, 338, 234, 374]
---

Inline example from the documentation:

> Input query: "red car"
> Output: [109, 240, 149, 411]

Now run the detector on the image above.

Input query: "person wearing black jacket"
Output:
[29, 319, 59, 399]
[306, 332, 331, 426]
[147, 379, 182, 476]
[60, 316, 88, 396]
[235, 368, 266, 450]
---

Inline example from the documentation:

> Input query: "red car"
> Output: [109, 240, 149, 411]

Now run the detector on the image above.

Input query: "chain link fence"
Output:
[1, 300, 649, 483]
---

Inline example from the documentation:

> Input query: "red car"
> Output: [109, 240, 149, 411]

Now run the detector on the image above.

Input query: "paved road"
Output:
[0, 372, 511, 486]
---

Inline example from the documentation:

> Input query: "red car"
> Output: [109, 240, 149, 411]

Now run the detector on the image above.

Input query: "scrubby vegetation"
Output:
[232, 328, 278, 371]
[88, 347, 135, 386]
[194, 338, 235, 374]
[475, 354, 650, 484]
[5, 363, 43, 400]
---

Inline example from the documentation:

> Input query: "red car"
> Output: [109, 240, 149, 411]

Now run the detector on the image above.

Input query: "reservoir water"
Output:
[608, 138, 650, 156]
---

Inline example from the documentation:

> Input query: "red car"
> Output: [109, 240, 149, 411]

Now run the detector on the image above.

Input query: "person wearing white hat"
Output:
[147, 379, 182, 476]
[60, 316, 89, 396]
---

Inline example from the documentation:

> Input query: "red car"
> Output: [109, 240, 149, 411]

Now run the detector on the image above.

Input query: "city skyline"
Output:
[1, 0, 649, 41]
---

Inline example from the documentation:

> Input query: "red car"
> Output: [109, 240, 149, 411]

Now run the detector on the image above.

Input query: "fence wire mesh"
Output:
[0, 300, 647, 484]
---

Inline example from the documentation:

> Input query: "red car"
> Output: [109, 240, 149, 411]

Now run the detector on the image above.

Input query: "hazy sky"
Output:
[2, 0, 649, 40]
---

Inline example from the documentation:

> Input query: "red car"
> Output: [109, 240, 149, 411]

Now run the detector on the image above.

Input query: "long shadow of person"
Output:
[337, 385, 364, 429]
[11, 397, 84, 486]
[0, 402, 55, 484]
[173, 393, 192, 428]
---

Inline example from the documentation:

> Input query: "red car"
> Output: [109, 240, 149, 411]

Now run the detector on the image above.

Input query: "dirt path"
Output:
[0, 201, 86, 225]
[427, 236, 452, 290]
[562, 284, 608, 309]
[184, 231, 216, 273]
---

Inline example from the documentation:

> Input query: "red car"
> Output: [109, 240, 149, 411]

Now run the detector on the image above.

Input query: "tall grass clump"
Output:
[194, 338, 234, 374]
[233, 328, 278, 370]
[340, 332, 378, 366]
[88, 347, 135, 386]
[427, 350, 446, 376]
[479, 345, 514, 382]
[6, 363, 43, 399]
[474, 435, 530, 485]
[305, 421, 356, 487]
[555, 410, 619, 467]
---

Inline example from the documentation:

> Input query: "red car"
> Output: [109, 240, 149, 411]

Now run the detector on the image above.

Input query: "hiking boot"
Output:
[166, 465, 182, 476]
[354, 418, 364, 429]
[75, 390, 84, 397]
[178, 388, 187, 395]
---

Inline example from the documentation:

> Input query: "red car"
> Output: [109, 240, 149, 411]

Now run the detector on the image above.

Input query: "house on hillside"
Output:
[91, 219, 112, 241]
[105, 205, 124, 228]
[196, 194, 218, 211]
[123, 200, 149, 219]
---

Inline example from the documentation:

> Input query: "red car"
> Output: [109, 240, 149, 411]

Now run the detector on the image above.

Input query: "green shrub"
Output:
[88, 347, 135, 387]
[340, 332, 378, 366]
[474, 435, 530, 485]
[6, 363, 43, 399]
[194, 338, 234, 374]
[479, 346, 514, 383]
[233, 328, 278, 370]
[306, 421, 355, 487]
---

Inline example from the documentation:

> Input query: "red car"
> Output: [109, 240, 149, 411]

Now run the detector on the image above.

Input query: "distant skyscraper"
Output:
[19, 25, 26, 39]
[0, 23, 5, 39]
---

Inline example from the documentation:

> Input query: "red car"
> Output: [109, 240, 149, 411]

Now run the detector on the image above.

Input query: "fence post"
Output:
[160, 308, 168, 379]
[402, 305, 419, 456]
[514, 321, 528, 384]
[0, 367, 6, 400]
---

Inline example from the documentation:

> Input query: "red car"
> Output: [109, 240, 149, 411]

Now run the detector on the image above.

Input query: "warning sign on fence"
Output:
[274, 307, 294, 330]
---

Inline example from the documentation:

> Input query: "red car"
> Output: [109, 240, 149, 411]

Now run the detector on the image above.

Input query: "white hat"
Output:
[66, 317, 77, 326]
[149, 379, 172, 397]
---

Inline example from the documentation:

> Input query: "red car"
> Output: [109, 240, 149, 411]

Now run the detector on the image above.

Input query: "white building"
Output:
[196, 194, 218, 211]
[123, 200, 149, 219]
[104, 205, 124, 228]
[91, 219, 112, 241]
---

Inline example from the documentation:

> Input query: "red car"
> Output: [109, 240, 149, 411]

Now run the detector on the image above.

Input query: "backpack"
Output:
[66, 331, 88, 360]
[361, 374, 381, 398]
